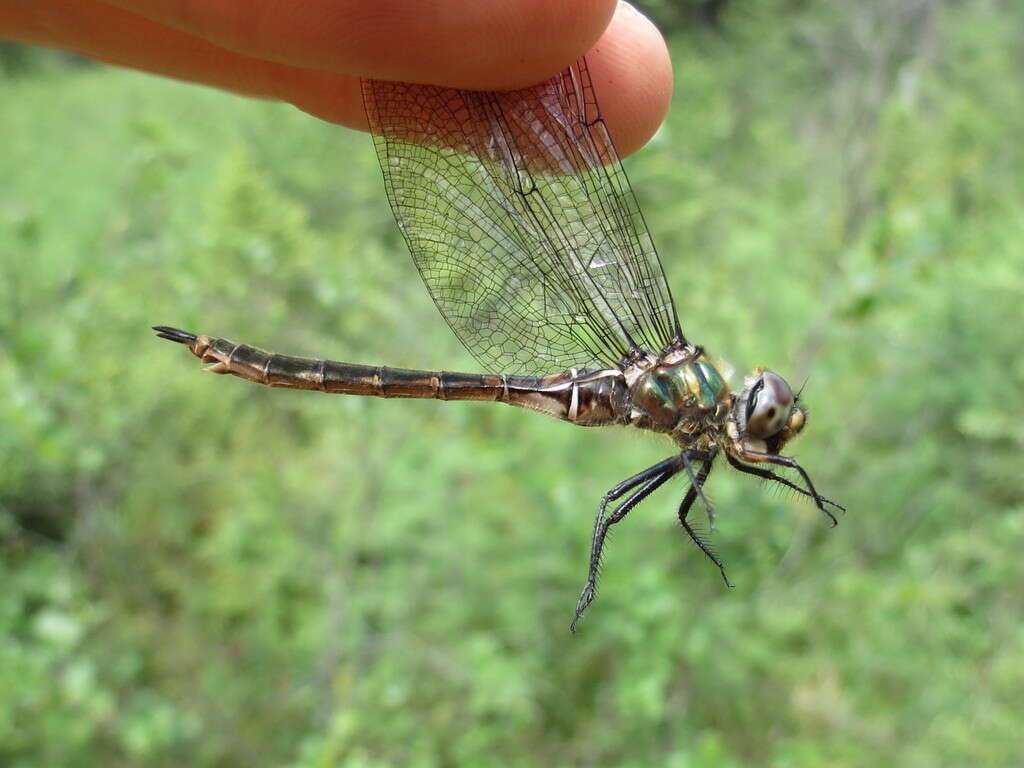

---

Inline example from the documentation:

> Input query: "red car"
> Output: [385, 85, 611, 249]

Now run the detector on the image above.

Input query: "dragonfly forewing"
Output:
[363, 58, 684, 375]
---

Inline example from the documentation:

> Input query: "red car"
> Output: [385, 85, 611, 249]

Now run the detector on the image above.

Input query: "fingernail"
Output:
[618, 1, 651, 22]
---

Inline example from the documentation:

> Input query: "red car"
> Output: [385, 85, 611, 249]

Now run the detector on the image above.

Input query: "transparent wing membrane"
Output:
[363, 59, 683, 375]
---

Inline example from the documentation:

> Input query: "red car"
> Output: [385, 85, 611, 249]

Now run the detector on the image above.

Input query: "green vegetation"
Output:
[2, 2, 1022, 765]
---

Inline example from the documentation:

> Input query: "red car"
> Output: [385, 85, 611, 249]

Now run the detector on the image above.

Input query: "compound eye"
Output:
[745, 370, 794, 439]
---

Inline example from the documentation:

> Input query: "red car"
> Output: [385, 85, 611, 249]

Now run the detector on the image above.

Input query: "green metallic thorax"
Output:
[630, 357, 731, 434]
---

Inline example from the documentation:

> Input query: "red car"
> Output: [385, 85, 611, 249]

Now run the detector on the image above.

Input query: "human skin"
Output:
[1, 0, 673, 156]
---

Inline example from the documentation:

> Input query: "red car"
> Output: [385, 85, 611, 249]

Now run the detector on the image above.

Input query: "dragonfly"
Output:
[155, 57, 844, 632]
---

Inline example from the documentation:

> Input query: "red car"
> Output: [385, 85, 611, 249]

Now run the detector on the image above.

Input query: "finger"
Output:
[1, 1, 671, 155]
[585, 2, 673, 157]
[1, 1, 367, 125]
[287, 2, 673, 155]
[100, 0, 619, 90]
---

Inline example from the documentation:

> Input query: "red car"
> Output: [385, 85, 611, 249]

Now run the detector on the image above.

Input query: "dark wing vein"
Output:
[362, 58, 683, 375]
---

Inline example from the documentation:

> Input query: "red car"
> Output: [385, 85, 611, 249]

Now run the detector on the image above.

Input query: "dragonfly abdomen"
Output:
[193, 335, 514, 401]
[154, 329, 630, 427]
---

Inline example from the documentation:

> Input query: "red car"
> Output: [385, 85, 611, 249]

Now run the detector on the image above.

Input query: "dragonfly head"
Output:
[731, 368, 806, 454]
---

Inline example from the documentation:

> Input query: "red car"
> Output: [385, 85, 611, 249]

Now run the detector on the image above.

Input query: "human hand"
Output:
[1, 0, 672, 157]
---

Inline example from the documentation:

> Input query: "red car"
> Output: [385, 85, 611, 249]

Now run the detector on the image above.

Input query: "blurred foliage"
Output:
[2, 0, 1023, 765]
[0, 42, 92, 77]
[636, 0, 735, 30]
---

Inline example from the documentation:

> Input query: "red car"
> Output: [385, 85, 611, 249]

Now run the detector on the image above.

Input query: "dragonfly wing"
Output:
[363, 58, 683, 375]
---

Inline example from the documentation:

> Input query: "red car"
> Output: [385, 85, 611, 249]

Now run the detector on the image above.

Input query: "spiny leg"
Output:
[735, 448, 838, 526]
[571, 457, 683, 633]
[571, 473, 674, 633]
[677, 455, 733, 587]
[681, 449, 716, 529]
[580, 455, 682, 590]
[724, 452, 845, 515]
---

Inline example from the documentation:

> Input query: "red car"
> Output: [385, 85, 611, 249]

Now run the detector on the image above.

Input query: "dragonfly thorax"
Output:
[628, 356, 731, 435]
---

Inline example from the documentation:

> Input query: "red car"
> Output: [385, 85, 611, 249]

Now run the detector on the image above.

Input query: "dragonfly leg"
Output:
[677, 454, 733, 587]
[681, 449, 717, 530]
[724, 453, 845, 515]
[570, 456, 683, 633]
[734, 448, 839, 526]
